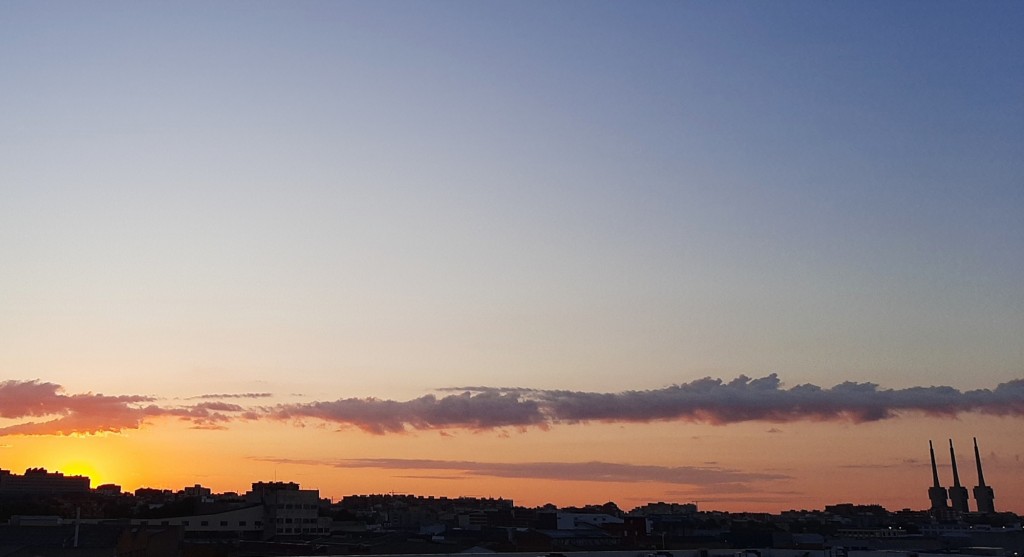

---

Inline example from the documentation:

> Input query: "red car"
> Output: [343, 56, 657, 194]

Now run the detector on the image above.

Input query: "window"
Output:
[201, 521, 209, 527]
[182, 521, 189, 527]
[239, 521, 247, 526]
[220, 521, 228, 526]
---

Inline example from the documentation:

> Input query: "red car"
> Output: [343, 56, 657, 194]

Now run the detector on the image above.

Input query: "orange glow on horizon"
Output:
[2, 414, 1021, 515]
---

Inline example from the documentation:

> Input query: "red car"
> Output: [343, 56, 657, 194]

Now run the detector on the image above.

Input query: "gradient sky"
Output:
[1, 1, 1022, 513]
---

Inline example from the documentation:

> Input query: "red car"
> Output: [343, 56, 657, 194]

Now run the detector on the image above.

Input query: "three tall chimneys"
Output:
[928, 437, 995, 514]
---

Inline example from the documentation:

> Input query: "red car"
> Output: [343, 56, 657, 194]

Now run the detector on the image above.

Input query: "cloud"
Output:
[275, 375, 1024, 433]
[187, 393, 274, 400]
[0, 380, 154, 436]
[270, 391, 546, 434]
[150, 401, 246, 426]
[0, 380, 252, 436]
[519, 375, 983, 424]
[0, 380, 152, 419]
[250, 457, 787, 486]
[5, 375, 1024, 436]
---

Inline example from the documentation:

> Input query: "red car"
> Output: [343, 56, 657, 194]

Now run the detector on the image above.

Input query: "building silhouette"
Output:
[0, 468, 90, 494]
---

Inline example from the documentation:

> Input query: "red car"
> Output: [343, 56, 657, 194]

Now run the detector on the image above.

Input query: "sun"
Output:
[57, 460, 105, 486]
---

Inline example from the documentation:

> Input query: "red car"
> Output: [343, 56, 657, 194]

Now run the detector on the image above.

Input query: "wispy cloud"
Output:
[838, 458, 922, 470]
[250, 457, 787, 486]
[186, 393, 274, 400]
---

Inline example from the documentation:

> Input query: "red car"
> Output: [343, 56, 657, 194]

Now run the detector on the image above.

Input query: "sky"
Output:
[1, 1, 1022, 513]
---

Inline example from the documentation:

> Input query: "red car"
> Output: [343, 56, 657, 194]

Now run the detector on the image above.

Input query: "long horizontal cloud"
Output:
[251, 457, 786, 485]
[271, 391, 546, 434]
[521, 375, 1024, 424]
[0, 380, 254, 436]
[4, 375, 1024, 436]
[271, 375, 1024, 433]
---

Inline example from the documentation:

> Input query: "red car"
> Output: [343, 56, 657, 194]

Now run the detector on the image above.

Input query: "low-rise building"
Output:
[0, 468, 90, 494]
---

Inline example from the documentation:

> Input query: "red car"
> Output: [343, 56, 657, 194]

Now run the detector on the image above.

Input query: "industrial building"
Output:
[927, 437, 996, 515]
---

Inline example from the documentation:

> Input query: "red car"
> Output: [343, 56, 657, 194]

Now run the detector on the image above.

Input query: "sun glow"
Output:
[16, 435, 140, 489]
[56, 459, 103, 485]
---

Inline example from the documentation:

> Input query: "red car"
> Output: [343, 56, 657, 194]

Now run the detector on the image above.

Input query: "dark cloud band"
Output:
[272, 374, 1024, 433]
[2, 375, 1022, 436]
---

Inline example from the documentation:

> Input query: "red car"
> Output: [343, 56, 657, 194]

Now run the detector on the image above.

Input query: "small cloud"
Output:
[396, 475, 469, 481]
[187, 393, 273, 400]
[766, 427, 783, 434]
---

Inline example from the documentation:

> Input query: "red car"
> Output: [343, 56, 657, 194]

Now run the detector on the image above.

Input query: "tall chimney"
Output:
[972, 437, 995, 513]
[974, 437, 987, 487]
[948, 439, 969, 512]
[928, 440, 949, 512]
